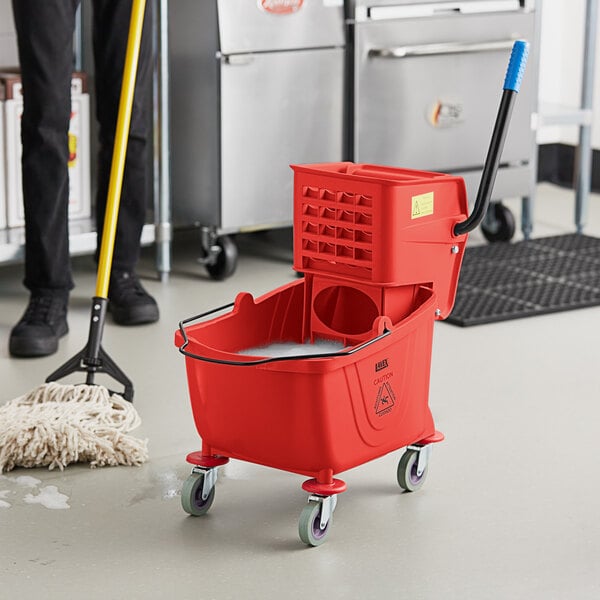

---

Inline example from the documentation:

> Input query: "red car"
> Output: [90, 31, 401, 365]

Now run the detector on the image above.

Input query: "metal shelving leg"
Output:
[521, 195, 533, 239]
[575, 0, 598, 234]
[153, 0, 172, 280]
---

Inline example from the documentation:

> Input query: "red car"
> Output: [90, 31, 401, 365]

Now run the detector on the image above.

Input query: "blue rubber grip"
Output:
[503, 40, 529, 93]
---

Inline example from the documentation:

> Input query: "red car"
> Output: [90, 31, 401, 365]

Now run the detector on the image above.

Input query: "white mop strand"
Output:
[0, 382, 148, 473]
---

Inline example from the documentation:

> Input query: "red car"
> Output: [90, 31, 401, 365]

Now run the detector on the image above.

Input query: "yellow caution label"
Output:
[411, 192, 434, 219]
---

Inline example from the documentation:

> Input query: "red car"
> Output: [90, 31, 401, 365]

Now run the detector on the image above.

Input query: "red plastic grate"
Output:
[300, 185, 375, 278]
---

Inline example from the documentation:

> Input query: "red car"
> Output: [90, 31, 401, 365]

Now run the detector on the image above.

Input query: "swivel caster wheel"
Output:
[298, 495, 337, 547]
[397, 449, 428, 492]
[205, 235, 238, 281]
[181, 470, 216, 516]
[481, 202, 516, 243]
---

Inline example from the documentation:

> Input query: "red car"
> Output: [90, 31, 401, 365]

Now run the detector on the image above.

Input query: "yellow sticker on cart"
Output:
[411, 192, 434, 219]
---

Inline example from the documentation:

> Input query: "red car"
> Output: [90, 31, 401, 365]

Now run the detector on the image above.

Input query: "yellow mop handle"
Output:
[96, 0, 147, 299]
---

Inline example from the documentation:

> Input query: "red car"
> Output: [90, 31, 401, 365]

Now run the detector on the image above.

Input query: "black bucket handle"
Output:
[177, 303, 391, 366]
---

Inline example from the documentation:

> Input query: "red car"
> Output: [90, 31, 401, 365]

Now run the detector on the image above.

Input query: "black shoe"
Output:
[9, 293, 69, 358]
[108, 271, 159, 325]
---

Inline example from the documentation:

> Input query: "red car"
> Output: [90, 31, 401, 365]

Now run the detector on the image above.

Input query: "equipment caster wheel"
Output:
[397, 449, 428, 492]
[298, 499, 332, 547]
[205, 235, 238, 281]
[481, 202, 516, 242]
[181, 471, 216, 516]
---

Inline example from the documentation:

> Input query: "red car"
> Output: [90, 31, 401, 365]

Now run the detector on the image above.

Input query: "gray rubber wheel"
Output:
[181, 472, 215, 516]
[298, 501, 331, 547]
[397, 449, 428, 492]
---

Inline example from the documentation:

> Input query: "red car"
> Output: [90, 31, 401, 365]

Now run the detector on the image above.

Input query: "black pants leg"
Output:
[92, 0, 153, 274]
[11, 0, 153, 294]
[11, 0, 80, 295]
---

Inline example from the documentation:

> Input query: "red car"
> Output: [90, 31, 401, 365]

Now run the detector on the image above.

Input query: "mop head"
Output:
[0, 382, 148, 473]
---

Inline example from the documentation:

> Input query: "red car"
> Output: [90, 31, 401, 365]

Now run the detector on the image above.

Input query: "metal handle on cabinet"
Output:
[368, 39, 516, 59]
[223, 54, 254, 66]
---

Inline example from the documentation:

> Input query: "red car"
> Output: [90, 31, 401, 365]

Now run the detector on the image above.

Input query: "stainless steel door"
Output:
[354, 10, 536, 172]
[217, 0, 345, 53]
[220, 47, 344, 230]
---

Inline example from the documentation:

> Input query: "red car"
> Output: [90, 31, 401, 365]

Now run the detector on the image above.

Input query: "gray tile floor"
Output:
[1, 183, 600, 599]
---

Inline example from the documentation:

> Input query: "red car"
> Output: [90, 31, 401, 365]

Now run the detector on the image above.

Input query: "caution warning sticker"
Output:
[374, 382, 396, 417]
[411, 191, 434, 219]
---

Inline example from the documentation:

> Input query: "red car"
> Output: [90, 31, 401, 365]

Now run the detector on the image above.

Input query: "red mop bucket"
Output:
[176, 279, 437, 480]
[175, 40, 529, 546]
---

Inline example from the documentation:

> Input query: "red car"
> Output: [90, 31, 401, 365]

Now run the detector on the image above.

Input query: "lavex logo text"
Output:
[259, 0, 304, 14]
[375, 358, 388, 372]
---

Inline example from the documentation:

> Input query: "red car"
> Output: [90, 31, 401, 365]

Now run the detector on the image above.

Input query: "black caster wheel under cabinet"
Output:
[481, 202, 516, 242]
[199, 234, 238, 280]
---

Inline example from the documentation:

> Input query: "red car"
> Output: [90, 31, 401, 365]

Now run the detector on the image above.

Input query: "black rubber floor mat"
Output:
[447, 234, 600, 326]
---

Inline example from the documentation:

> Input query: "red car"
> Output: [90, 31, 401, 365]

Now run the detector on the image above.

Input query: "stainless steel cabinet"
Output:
[348, 0, 538, 241]
[169, 0, 345, 279]
[218, 47, 344, 231]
